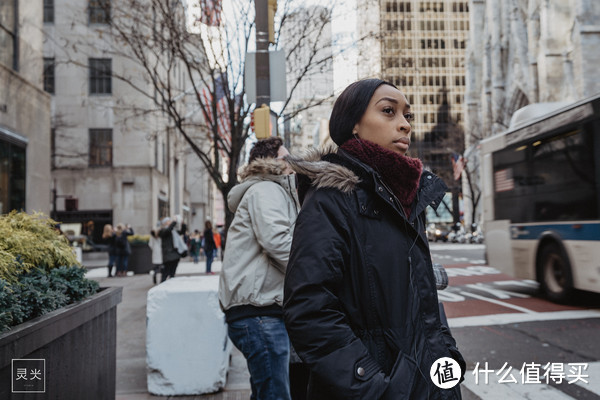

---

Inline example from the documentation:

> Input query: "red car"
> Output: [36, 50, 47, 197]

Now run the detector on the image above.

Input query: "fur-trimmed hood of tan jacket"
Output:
[219, 157, 300, 312]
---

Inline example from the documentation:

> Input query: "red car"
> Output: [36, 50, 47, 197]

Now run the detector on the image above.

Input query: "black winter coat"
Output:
[159, 221, 180, 263]
[283, 148, 465, 400]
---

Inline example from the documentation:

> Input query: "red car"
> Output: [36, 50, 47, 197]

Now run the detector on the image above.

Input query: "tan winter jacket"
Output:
[218, 158, 300, 311]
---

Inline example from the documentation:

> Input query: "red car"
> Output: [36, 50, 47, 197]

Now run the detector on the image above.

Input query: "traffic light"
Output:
[268, 0, 277, 44]
[254, 104, 271, 139]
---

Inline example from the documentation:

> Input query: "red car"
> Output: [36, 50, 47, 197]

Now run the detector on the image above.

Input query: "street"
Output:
[85, 244, 600, 399]
[430, 243, 600, 399]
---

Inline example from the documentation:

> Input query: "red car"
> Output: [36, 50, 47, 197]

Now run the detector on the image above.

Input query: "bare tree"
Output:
[462, 147, 482, 227]
[71, 0, 371, 230]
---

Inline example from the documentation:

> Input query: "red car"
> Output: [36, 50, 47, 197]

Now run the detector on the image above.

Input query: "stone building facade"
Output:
[0, 0, 51, 215]
[463, 0, 600, 225]
[42, 0, 205, 240]
[466, 0, 600, 142]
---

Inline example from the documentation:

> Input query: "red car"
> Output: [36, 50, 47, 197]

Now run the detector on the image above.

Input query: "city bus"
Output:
[480, 93, 600, 302]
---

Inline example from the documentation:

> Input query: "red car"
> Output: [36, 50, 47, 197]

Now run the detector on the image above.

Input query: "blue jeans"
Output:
[228, 316, 291, 400]
[205, 249, 215, 273]
[116, 254, 129, 273]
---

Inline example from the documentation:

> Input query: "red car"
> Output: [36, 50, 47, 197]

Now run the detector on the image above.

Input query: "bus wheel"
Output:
[539, 244, 573, 303]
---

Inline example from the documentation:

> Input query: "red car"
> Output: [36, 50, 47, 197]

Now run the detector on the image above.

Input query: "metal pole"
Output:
[255, 0, 270, 107]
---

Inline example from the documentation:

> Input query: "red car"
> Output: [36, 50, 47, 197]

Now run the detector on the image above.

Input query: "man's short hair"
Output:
[249, 137, 283, 163]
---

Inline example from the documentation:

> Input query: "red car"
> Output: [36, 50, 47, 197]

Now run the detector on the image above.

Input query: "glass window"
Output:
[89, 58, 112, 94]
[89, 0, 110, 24]
[44, 58, 55, 94]
[44, 0, 54, 23]
[158, 198, 169, 220]
[89, 129, 113, 167]
[0, 139, 26, 213]
[0, 0, 17, 70]
[494, 125, 598, 222]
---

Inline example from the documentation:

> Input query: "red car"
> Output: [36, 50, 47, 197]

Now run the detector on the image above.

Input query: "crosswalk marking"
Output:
[449, 309, 600, 328]
[459, 291, 535, 313]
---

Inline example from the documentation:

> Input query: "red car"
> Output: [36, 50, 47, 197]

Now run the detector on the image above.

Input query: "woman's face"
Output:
[353, 85, 414, 155]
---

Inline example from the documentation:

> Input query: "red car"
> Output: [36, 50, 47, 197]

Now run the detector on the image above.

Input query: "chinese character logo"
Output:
[430, 357, 461, 389]
[12, 359, 45, 393]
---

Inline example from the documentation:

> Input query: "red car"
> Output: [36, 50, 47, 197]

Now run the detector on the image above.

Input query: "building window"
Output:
[89, 129, 113, 167]
[158, 198, 169, 220]
[89, 0, 110, 24]
[0, 0, 18, 70]
[44, 0, 54, 23]
[89, 58, 112, 94]
[0, 136, 26, 213]
[44, 58, 55, 94]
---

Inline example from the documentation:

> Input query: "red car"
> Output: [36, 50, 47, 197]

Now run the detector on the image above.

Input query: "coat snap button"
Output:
[427, 175, 432, 179]
[357, 367, 365, 377]
[378, 186, 383, 192]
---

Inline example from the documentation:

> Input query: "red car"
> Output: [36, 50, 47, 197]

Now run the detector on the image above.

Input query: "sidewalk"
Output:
[85, 255, 252, 399]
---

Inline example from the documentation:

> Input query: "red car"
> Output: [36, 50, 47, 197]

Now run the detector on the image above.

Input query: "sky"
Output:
[184, 0, 359, 94]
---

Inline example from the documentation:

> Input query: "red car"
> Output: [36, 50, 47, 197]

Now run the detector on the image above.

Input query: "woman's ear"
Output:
[353, 123, 360, 138]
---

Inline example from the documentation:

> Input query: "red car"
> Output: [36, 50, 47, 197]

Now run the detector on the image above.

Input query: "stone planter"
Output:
[0, 287, 122, 399]
[128, 244, 152, 275]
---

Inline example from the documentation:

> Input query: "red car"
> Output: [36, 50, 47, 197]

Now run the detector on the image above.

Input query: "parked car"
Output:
[426, 223, 450, 242]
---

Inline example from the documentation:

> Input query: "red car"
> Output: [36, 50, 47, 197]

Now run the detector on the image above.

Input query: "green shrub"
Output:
[127, 234, 150, 245]
[0, 211, 99, 333]
[0, 211, 79, 282]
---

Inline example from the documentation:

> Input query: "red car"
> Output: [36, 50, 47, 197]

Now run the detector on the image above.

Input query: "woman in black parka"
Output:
[283, 79, 465, 399]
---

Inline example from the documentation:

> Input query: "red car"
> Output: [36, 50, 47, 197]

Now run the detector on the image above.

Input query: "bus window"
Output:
[531, 127, 597, 222]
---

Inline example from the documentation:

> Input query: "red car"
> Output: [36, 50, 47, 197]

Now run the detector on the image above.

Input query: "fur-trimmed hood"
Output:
[238, 157, 288, 180]
[285, 145, 360, 194]
[228, 157, 298, 213]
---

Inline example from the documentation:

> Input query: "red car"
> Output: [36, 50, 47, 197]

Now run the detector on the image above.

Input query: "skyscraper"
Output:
[358, 0, 470, 185]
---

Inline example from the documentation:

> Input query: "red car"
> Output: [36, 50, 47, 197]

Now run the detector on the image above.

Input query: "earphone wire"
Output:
[353, 134, 431, 398]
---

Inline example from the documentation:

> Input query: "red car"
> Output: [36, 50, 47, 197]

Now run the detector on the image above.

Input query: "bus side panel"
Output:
[563, 240, 600, 293]
[484, 220, 515, 276]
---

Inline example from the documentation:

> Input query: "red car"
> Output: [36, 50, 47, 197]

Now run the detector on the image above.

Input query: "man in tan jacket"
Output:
[218, 137, 299, 400]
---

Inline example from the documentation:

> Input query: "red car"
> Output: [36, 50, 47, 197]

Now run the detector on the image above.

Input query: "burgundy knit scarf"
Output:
[341, 138, 423, 218]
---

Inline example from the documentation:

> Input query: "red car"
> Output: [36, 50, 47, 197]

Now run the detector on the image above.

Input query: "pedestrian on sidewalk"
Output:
[102, 224, 116, 277]
[283, 79, 466, 399]
[203, 221, 217, 274]
[159, 217, 181, 282]
[189, 229, 202, 264]
[114, 223, 134, 277]
[149, 224, 163, 284]
[218, 137, 299, 400]
[213, 228, 222, 261]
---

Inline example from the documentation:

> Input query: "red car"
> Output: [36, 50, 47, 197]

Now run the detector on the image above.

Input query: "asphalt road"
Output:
[430, 243, 600, 400]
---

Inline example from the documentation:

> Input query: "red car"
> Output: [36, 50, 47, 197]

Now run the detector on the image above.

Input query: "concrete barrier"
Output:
[146, 276, 231, 395]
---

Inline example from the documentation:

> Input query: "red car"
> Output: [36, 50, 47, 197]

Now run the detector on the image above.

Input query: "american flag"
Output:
[199, 0, 222, 26]
[200, 74, 231, 153]
[451, 153, 465, 181]
[494, 168, 515, 192]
